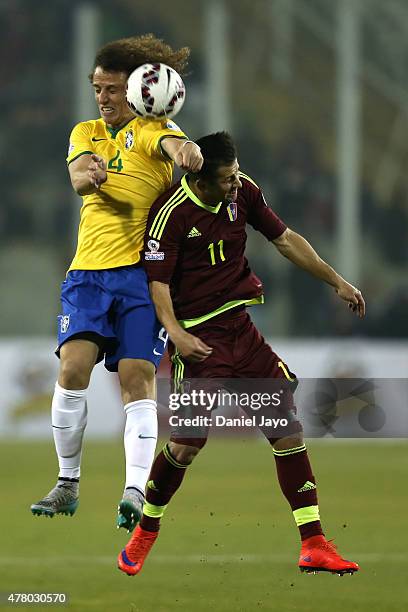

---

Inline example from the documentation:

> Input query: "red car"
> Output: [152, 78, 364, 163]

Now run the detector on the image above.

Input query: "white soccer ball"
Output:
[126, 62, 186, 119]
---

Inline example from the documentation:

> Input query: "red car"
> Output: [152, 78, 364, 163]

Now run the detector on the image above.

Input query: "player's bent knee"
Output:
[58, 358, 92, 390]
[168, 441, 203, 464]
[58, 339, 98, 389]
[119, 358, 156, 403]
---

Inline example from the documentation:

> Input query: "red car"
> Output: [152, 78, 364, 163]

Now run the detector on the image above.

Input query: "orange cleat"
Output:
[118, 525, 159, 576]
[299, 535, 359, 576]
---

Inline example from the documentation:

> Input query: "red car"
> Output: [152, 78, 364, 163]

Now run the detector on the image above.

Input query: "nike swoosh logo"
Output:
[52, 426, 71, 429]
[138, 434, 157, 439]
[92, 137, 107, 141]
[153, 349, 162, 356]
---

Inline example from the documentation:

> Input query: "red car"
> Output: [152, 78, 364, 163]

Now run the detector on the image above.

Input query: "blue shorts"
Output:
[56, 265, 167, 371]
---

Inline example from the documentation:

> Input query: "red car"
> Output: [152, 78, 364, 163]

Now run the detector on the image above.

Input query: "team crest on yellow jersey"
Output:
[125, 129, 134, 150]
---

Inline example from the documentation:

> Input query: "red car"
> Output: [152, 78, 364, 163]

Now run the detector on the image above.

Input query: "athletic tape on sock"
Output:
[293, 505, 320, 526]
[143, 501, 168, 518]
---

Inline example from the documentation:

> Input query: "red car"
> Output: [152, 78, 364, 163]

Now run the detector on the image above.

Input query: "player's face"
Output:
[202, 160, 242, 204]
[92, 67, 134, 128]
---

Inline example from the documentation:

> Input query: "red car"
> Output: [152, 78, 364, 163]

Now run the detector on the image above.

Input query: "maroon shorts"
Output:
[168, 308, 301, 444]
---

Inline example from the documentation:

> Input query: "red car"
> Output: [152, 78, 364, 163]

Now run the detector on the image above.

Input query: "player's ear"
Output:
[196, 177, 209, 193]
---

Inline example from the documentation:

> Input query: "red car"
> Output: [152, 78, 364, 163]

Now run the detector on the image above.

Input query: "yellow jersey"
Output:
[66, 116, 186, 270]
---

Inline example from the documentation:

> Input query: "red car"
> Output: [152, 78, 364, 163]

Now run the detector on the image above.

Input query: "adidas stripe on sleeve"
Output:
[144, 185, 186, 284]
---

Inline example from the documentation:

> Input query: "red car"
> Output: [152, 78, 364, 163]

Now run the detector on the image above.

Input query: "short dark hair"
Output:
[89, 33, 190, 81]
[190, 132, 237, 181]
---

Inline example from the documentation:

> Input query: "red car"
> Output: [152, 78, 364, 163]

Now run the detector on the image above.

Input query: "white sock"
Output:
[52, 382, 88, 479]
[124, 399, 158, 492]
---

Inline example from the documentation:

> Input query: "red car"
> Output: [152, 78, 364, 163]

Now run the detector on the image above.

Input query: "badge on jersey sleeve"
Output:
[145, 239, 165, 261]
[227, 202, 237, 222]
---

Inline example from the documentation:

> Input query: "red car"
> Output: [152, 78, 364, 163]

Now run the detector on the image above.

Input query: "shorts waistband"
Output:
[68, 261, 143, 273]
[196, 305, 247, 328]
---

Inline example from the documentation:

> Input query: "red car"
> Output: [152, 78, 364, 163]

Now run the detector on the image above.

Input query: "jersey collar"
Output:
[181, 175, 222, 213]
[105, 118, 133, 139]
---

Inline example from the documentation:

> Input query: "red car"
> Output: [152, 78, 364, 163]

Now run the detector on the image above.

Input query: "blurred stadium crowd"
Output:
[1, 0, 407, 337]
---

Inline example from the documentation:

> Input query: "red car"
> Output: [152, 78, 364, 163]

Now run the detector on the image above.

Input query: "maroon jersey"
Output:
[143, 172, 286, 326]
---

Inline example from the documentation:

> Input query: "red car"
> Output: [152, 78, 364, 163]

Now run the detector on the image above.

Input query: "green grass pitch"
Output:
[0, 439, 407, 611]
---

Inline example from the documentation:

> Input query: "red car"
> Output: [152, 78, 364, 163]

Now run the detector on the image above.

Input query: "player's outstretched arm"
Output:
[68, 154, 107, 195]
[161, 138, 203, 173]
[149, 281, 213, 361]
[273, 228, 366, 318]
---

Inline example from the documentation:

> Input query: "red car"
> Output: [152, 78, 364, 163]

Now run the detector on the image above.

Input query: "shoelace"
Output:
[58, 483, 76, 491]
[43, 484, 76, 504]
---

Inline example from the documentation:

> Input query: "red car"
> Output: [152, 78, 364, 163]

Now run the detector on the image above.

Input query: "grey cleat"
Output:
[30, 480, 79, 517]
[116, 487, 144, 533]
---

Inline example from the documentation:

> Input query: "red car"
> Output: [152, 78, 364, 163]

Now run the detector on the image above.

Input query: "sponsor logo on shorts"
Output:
[60, 315, 70, 333]
[145, 239, 164, 261]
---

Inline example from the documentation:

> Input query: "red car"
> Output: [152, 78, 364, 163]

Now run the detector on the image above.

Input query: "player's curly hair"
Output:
[190, 132, 237, 180]
[89, 33, 190, 81]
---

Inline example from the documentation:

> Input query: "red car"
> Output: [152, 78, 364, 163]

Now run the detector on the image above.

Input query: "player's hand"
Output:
[335, 281, 366, 318]
[87, 154, 107, 189]
[174, 141, 203, 173]
[173, 330, 213, 362]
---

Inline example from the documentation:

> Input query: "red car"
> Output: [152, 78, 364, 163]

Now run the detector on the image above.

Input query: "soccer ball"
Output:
[126, 62, 186, 119]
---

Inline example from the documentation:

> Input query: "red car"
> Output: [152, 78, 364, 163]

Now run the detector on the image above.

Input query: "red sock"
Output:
[272, 443, 324, 540]
[140, 444, 189, 532]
